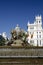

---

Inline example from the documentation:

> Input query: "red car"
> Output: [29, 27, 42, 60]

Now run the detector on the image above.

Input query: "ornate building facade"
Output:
[27, 15, 43, 46]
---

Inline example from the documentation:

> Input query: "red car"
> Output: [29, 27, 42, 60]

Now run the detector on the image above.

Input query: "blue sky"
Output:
[0, 0, 43, 37]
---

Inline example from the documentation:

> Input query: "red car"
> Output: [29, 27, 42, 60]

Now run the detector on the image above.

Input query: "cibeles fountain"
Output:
[7, 24, 28, 47]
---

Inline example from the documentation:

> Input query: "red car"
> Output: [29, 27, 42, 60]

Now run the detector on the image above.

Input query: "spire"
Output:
[35, 15, 42, 20]
[27, 21, 30, 26]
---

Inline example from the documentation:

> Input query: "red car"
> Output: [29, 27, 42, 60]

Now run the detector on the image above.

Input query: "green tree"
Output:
[0, 35, 5, 46]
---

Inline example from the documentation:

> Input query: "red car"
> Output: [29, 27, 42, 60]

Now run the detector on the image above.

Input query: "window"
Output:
[37, 21, 38, 23]
[39, 21, 40, 23]
[40, 40, 41, 45]
[30, 27, 34, 29]
[39, 35, 41, 38]
[37, 40, 38, 46]
[30, 40, 34, 43]
[37, 32, 38, 34]
[37, 35, 38, 38]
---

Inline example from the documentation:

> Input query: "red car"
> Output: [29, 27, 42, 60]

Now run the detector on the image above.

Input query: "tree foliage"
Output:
[0, 35, 6, 46]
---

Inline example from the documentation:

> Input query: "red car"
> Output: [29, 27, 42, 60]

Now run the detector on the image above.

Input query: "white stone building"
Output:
[27, 15, 43, 46]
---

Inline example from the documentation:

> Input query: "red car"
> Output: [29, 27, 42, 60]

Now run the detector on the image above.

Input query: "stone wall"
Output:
[0, 46, 43, 56]
[0, 58, 43, 65]
[0, 46, 43, 65]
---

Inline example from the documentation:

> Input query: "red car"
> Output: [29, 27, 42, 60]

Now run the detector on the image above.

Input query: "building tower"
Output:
[34, 15, 43, 46]
[27, 15, 43, 46]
